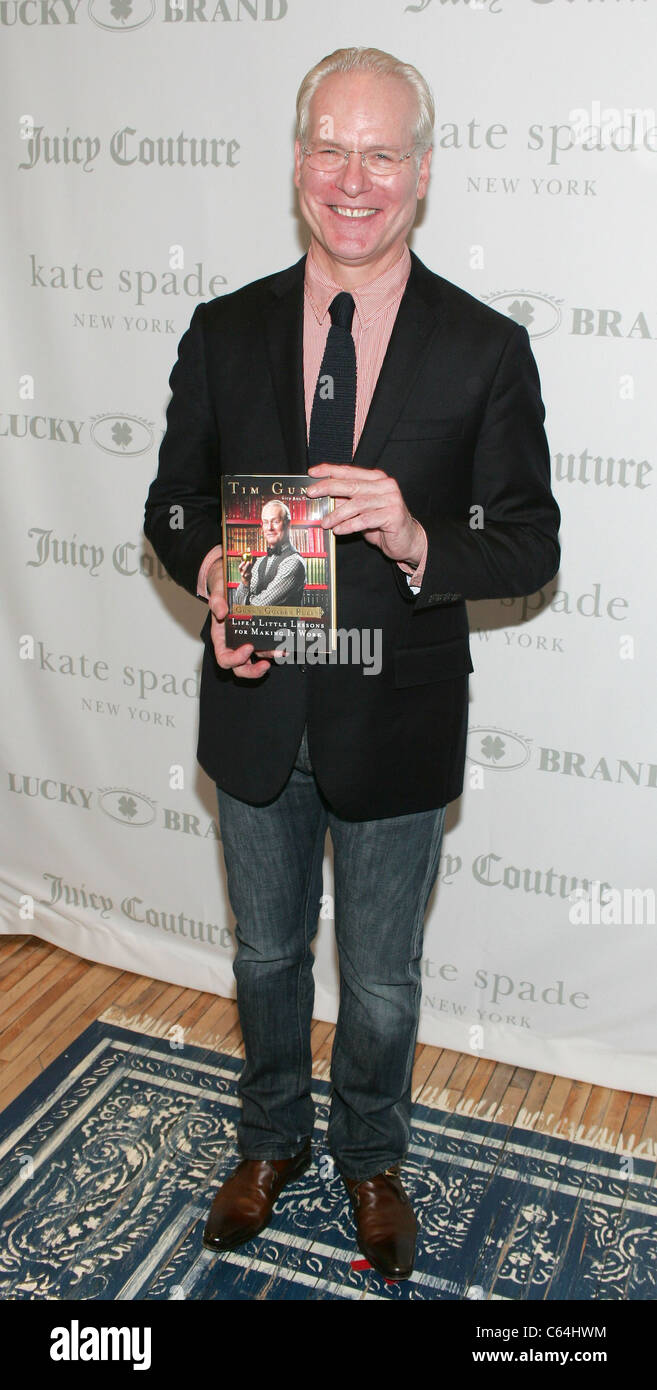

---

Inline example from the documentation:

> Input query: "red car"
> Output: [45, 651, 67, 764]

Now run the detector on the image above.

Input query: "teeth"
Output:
[331, 206, 377, 218]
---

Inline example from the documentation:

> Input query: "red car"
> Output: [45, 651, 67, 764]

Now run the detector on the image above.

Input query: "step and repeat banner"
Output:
[2, 0, 656, 1096]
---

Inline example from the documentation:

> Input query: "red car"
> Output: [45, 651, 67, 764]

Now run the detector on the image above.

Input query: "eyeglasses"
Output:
[302, 145, 417, 176]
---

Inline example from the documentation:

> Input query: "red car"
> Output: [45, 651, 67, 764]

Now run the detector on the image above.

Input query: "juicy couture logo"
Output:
[19, 125, 239, 171]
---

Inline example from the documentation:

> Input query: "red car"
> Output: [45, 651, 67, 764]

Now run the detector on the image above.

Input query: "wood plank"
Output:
[492, 1084, 531, 1129]
[102, 982, 189, 1041]
[0, 957, 91, 1055]
[414, 1047, 466, 1108]
[637, 1096, 657, 1158]
[0, 952, 87, 1027]
[0, 937, 53, 988]
[599, 1087, 633, 1153]
[0, 962, 116, 1065]
[411, 1044, 445, 1100]
[509, 1065, 535, 1090]
[535, 1074, 576, 1137]
[0, 976, 130, 1111]
[619, 1092, 653, 1156]
[514, 1070, 556, 1129]
[104, 971, 170, 1009]
[575, 1084, 614, 1149]
[0, 934, 32, 964]
[310, 1019, 336, 1078]
[456, 1056, 498, 1114]
[551, 1078, 592, 1143]
[170, 990, 237, 1041]
[472, 1061, 517, 1122]
[442, 1050, 480, 1100]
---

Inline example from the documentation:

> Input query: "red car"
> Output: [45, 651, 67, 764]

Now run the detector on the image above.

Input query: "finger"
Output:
[332, 515, 383, 537]
[220, 642, 257, 668]
[310, 478, 375, 501]
[212, 633, 254, 666]
[307, 464, 387, 481]
[234, 658, 272, 679]
[323, 495, 390, 529]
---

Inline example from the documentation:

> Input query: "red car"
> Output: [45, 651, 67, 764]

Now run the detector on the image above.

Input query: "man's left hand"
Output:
[306, 463, 425, 568]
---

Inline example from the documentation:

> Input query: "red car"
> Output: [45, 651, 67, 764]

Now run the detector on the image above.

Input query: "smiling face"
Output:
[294, 70, 432, 287]
[261, 502, 287, 549]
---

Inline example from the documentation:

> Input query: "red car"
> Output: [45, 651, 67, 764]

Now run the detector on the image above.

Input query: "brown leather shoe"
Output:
[343, 1165, 417, 1280]
[202, 1140, 312, 1252]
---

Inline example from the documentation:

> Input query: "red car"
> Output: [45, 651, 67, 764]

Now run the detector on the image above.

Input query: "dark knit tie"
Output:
[307, 291, 357, 468]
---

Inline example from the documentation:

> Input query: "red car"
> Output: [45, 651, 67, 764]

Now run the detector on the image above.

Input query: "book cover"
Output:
[221, 474, 337, 652]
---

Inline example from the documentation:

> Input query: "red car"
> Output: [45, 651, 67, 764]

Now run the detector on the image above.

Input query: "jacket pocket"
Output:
[388, 417, 464, 442]
[393, 637, 473, 688]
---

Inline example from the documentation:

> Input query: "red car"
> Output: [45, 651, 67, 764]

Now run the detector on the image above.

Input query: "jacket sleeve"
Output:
[143, 302, 222, 598]
[413, 322, 561, 609]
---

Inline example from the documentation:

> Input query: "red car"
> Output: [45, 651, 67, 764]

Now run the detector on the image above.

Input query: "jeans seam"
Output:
[295, 805, 327, 1112]
[399, 805, 447, 1108]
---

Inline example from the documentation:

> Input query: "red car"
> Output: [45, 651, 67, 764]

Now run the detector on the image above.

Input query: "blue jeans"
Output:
[216, 726, 446, 1183]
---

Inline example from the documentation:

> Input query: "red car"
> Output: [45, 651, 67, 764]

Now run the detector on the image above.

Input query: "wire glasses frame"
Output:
[301, 145, 418, 177]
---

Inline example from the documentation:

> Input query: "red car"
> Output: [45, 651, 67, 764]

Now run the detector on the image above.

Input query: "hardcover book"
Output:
[221, 474, 337, 653]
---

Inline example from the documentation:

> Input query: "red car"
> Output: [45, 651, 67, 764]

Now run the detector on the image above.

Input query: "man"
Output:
[233, 499, 306, 609]
[144, 46, 560, 1282]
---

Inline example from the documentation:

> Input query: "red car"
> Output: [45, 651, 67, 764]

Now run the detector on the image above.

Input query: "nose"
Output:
[335, 151, 372, 198]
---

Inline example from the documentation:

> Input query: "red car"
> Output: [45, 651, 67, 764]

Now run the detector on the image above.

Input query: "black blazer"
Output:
[144, 250, 560, 819]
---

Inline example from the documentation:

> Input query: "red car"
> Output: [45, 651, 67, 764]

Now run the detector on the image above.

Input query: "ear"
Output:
[294, 140, 303, 189]
[416, 146, 432, 201]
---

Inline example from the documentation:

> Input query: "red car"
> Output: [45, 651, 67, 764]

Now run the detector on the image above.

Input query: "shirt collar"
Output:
[304, 243, 411, 329]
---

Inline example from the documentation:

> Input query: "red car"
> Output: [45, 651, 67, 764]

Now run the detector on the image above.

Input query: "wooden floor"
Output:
[2, 932, 656, 1159]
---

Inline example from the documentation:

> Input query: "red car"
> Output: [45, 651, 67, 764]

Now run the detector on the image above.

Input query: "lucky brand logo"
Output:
[466, 727, 532, 771]
[483, 289, 563, 338]
[0, 0, 287, 25]
[90, 414, 155, 456]
[97, 787, 157, 826]
[1, 411, 154, 453]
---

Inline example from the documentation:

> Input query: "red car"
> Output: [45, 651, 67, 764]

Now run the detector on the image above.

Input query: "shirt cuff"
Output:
[197, 545, 223, 600]
[397, 525, 428, 591]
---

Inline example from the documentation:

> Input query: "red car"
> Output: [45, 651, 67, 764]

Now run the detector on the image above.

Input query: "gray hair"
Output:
[262, 499, 291, 524]
[296, 47, 435, 156]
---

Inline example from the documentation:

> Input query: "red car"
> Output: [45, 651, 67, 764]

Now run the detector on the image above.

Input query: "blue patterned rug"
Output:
[0, 1021, 655, 1301]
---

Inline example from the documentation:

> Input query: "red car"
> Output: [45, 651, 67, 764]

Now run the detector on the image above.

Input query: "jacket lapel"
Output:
[352, 253, 443, 469]
[263, 256, 309, 474]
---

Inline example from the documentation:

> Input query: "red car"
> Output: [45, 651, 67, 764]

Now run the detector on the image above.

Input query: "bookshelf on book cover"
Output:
[225, 492, 329, 601]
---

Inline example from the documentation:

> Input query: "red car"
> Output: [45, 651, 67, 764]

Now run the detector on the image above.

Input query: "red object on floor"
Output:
[350, 1258, 397, 1284]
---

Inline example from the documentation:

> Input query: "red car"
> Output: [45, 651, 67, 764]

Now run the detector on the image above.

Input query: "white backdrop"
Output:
[2, 0, 656, 1097]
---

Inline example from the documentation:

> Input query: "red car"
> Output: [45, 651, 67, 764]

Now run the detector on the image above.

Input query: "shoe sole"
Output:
[354, 1234, 415, 1282]
[202, 1151, 312, 1254]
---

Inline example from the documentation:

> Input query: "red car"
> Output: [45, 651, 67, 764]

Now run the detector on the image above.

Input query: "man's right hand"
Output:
[207, 559, 275, 679]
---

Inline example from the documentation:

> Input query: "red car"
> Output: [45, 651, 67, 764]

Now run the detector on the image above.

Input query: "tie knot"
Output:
[329, 291, 355, 332]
